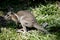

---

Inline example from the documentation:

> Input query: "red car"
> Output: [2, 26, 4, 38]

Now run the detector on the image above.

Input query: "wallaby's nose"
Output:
[3, 15, 8, 20]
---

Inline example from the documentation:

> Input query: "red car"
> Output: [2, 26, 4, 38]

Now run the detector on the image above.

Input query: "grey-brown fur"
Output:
[4, 10, 48, 33]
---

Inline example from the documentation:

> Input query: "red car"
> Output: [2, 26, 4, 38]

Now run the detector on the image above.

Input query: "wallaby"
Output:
[4, 10, 49, 33]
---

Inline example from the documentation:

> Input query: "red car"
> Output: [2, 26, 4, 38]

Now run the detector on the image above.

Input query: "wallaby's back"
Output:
[16, 10, 37, 23]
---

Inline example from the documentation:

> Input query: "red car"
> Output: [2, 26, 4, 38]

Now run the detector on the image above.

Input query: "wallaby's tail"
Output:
[33, 23, 49, 34]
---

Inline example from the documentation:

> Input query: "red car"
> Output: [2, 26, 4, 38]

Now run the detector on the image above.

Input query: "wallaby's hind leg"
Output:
[16, 25, 27, 33]
[33, 23, 49, 34]
[22, 25, 27, 33]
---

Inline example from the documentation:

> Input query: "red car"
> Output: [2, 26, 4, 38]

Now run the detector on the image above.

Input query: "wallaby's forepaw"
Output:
[16, 28, 24, 33]
[16, 28, 27, 33]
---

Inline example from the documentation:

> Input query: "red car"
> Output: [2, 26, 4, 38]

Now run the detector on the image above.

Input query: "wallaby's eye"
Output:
[7, 15, 9, 16]
[25, 23, 28, 24]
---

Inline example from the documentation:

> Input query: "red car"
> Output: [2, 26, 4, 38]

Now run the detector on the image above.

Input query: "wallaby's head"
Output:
[4, 11, 13, 20]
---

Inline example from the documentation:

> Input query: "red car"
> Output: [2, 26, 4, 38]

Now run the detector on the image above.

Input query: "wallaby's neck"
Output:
[13, 13, 25, 21]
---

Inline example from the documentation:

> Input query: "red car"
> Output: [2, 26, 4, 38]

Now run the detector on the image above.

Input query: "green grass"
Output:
[0, 3, 60, 40]
[0, 27, 56, 40]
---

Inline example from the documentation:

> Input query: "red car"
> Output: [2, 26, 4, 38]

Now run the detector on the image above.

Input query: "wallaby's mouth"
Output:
[4, 15, 8, 20]
[3, 16, 9, 21]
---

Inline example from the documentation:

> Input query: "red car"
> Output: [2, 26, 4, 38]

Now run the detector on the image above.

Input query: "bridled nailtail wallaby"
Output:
[4, 10, 49, 33]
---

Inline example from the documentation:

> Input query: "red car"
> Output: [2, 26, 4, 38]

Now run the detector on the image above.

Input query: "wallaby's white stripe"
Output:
[14, 14, 19, 21]
[20, 16, 25, 20]
[14, 13, 25, 21]
[14, 14, 19, 18]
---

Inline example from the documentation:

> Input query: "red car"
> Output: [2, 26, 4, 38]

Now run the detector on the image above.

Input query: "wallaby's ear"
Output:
[7, 11, 14, 14]
[7, 11, 12, 15]
[11, 12, 15, 15]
